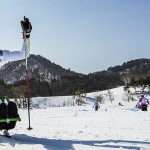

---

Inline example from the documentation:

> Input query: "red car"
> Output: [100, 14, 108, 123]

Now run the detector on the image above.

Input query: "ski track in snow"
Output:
[0, 86, 150, 150]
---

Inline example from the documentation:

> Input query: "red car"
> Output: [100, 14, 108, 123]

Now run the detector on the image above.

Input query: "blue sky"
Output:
[0, 0, 150, 74]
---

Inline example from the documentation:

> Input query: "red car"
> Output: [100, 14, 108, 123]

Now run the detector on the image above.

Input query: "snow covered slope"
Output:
[0, 86, 150, 150]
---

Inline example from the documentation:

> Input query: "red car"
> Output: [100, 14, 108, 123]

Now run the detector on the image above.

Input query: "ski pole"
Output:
[24, 31, 32, 130]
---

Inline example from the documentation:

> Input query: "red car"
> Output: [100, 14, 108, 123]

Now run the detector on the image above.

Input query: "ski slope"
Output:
[0, 86, 150, 150]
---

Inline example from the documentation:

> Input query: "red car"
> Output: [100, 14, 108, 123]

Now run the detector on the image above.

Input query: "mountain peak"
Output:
[0, 54, 83, 84]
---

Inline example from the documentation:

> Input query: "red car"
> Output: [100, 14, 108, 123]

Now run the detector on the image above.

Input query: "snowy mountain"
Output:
[106, 58, 150, 75]
[1, 55, 150, 90]
[0, 54, 83, 84]
[1, 86, 150, 149]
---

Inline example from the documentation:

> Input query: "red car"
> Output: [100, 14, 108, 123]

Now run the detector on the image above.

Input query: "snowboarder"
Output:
[0, 16, 32, 68]
[136, 94, 149, 111]
[93, 101, 100, 111]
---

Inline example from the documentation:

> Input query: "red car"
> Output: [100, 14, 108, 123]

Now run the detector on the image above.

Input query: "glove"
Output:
[21, 16, 32, 33]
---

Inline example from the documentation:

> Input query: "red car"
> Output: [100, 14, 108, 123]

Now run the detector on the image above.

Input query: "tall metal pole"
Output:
[24, 32, 32, 130]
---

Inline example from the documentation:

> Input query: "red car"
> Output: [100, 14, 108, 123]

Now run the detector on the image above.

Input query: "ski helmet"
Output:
[141, 94, 144, 97]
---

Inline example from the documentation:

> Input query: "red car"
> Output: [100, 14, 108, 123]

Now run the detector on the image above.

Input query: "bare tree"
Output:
[122, 89, 133, 102]
[63, 101, 66, 107]
[107, 90, 115, 103]
[73, 89, 84, 106]
[136, 94, 140, 101]
[14, 98, 18, 105]
[122, 73, 132, 85]
[94, 92, 105, 104]
[48, 100, 51, 107]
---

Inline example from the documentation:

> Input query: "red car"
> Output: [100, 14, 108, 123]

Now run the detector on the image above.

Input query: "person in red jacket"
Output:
[137, 94, 149, 111]
[18, 103, 21, 108]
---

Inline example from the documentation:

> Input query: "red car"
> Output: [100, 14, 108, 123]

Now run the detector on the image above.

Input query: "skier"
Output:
[0, 16, 32, 68]
[119, 102, 123, 106]
[136, 94, 149, 111]
[18, 103, 21, 108]
[93, 101, 100, 111]
[0, 17, 32, 137]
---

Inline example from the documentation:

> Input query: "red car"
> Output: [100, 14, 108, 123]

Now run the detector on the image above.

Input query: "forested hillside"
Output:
[0, 54, 83, 84]
[1, 55, 150, 98]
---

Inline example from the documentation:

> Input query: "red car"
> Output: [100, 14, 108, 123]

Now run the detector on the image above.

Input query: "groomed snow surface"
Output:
[0, 86, 150, 150]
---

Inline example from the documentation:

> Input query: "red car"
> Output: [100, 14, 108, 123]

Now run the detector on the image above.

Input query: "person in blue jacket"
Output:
[93, 101, 100, 111]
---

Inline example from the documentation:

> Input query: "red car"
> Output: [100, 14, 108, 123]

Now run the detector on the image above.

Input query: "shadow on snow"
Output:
[1, 134, 148, 150]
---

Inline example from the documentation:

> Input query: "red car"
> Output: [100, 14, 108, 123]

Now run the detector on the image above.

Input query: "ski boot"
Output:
[3, 130, 10, 137]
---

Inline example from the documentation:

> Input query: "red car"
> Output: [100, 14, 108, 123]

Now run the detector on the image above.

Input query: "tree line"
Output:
[107, 58, 150, 74]
[0, 78, 53, 99]
[51, 74, 124, 96]
[125, 76, 150, 93]
[0, 72, 124, 99]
